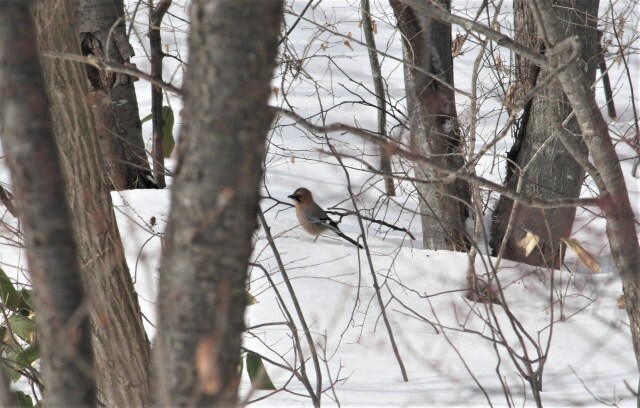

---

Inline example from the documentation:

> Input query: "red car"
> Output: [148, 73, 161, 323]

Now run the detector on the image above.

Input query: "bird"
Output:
[288, 187, 363, 249]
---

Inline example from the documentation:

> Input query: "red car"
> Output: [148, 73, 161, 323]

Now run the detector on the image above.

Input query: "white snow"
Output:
[1, 0, 639, 406]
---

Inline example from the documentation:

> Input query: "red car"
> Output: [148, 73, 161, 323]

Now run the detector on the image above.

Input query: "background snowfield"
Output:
[1, 0, 639, 406]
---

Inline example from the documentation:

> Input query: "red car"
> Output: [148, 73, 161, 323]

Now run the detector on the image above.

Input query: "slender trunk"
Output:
[154, 1, 283, 405]
[0, 368, 14, 407]
[149, 0, 172, 188]
[0, 4, 96, 406]
[361, 0, 395, 196]
[33, 1, 152, 406]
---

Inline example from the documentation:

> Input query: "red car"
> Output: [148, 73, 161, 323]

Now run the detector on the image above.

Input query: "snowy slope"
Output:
[116, 1, 640, 406]
[0, 0, 637, 406]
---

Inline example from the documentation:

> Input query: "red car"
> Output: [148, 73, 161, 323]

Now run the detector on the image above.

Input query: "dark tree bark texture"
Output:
[0, 4, 96, 406]
[490, 0, 600, 268]
[155, 1, 283, 406]
[390, 0, 470, 250]
[33, 1, 152, 406]
[76, 0, 156, 190]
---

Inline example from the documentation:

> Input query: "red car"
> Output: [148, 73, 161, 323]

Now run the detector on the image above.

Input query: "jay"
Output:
[288, 187, 363, 249]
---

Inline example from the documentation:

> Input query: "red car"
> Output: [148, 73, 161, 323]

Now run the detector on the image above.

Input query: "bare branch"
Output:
[273, 107, 602, 210]
[41, 51, 182, 95]
[400, 0, 548, 68]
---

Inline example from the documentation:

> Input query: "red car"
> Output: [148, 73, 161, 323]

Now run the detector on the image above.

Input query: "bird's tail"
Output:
[336, 231, 363, 249]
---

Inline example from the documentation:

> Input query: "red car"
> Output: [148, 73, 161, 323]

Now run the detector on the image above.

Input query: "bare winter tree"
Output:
[33, 0, 152, 405]
[390, 0, 471, 251]
[527, 0, 640, 400]
[0, 3, 96, 406]
[399, 0, 640, 401]
[154, 0, 283, 405]
[490, 0, 600, 268]
[75, 0, 157, 190]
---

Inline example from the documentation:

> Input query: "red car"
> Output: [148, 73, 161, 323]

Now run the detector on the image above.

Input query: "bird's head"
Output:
[288, 187, 312, 204]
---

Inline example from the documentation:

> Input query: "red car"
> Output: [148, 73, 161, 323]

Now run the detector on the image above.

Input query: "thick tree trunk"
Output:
[76, 0, 156, 190]
[154, 1, 283, 405]
[390, 0, 470, 250]
[0, 4, 96, 406]
[530, 0, 640, 400]
[490, 0, 600, 268]
[33, 1, 152, 406]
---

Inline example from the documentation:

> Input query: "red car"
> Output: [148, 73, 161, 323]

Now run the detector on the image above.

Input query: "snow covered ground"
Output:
[119, 1, 640, 405]
[2, 0, 640, 406]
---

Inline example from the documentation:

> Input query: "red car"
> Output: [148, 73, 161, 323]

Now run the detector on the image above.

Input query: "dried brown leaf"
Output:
[495, 55, 503, 72]
[562, 238, 601, 273]
[452, 34, 465, 57]
[505, 84, 518, 106]
[517, 231, 539, 257]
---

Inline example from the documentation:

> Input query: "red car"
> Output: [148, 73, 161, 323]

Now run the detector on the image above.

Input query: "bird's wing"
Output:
[305, 215, 362, 248]
[305, 214, 341, 232]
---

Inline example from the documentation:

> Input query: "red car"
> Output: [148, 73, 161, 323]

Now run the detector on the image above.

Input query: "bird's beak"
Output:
[287, 194, 294, 199]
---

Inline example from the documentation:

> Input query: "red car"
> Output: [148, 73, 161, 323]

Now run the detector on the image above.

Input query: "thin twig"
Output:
[41, 51, 181, 95]
[400, 0, 548, 68]
[274, 107, 602, 210]
[610, 6, 640, 176]
[322, 126, 409, 382]
[257, 211, 322, 407]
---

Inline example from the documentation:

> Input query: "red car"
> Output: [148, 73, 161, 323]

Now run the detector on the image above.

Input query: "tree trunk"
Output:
[0, 4, 96, 406]
[390, 0, 470, 250]
[0, 368, 14, 407]
[33, 1, 152, 406]
[154, 1, 283, 406]
[529, 0, 640, 400]
[361, 0, 396, 196]
[490, 0, 600, 268]
[76, 0, 156, 190]
[149, 0, 172, 189]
